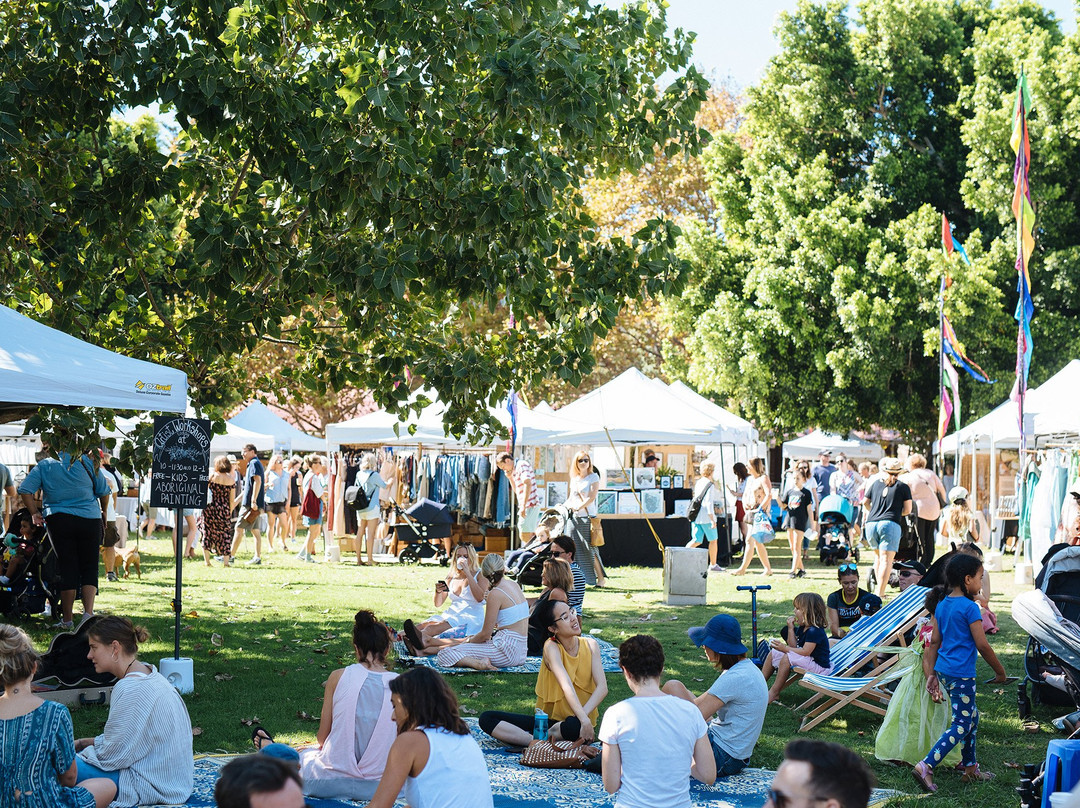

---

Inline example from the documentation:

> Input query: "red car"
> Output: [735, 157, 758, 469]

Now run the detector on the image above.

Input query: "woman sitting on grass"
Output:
[401, 543, 488, 654]
[0, 624, 116, 808]
[366, 667, 493, 808]
[75, 616, 194, 808]
[526, 558, 573, 656]
[253, 610, 398, 802]
[479, 598, 607, 759]
[434, 554, 529, 670]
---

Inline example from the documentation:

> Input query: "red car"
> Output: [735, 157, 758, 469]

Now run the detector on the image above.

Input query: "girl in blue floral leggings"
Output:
[912, 553, 1008, 792]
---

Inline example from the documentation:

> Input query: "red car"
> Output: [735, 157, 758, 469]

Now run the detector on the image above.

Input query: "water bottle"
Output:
[533, 710, 548, 741]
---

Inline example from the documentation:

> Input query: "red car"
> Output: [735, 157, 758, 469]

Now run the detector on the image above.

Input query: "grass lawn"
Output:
[13, 532, 1064, 806]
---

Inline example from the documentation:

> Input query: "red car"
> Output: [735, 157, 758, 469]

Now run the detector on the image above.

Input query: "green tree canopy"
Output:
[669, 0, 1078, 442]
[0, 0, 707, 459]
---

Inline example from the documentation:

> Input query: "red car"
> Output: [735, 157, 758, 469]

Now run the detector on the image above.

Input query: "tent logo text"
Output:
[135, 380, 173, 395]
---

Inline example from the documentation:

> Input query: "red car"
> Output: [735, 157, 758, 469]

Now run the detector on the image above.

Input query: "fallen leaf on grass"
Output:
[187, 610, 199, 618]
[1004, 762, 1022, 769]
[296, 710, 318, 722]
[240, 717, 261, 727]
[469, 690, 479, 698]
[461, 707, 477, 715]
[668, 616, 679, 621]
[208, 649, 219, 657]
[312, 646, 328, 654]
[193, 643, 204, 651]
[693, 678, 704, 682]
[279, 670, 288, 677]
[211, 633, 223, 647]
[192, 727, 203, 736]
[213, 673, 233, 682]
[637, 614, 653, 623]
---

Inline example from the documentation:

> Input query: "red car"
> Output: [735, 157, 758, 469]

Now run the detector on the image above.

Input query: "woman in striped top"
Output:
[75, 616, 193, 807]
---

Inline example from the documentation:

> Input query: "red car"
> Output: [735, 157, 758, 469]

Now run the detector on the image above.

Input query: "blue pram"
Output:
[818, 495, 858, 565]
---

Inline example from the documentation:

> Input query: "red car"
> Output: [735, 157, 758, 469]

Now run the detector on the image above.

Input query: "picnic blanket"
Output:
[393, 637, 622, 674]
[161, 719, 902, 807]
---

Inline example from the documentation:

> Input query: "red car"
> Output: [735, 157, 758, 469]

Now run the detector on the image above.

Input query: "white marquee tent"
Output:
[228, 401, 325, 452]
[553, 368, 740, 445]
[782, 430, 883, 463]
[0, 306, 187, 414]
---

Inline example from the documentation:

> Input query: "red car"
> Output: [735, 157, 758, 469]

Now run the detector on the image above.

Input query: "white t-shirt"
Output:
[599, 694, 707, 808]
[692, 477, 717, 525]
[570, 472, 600, 517]
[103, 468, 120, 521]
[705, 658, 769, 761]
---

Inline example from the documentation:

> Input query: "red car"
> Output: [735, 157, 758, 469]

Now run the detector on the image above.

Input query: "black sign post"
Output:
[151, 416, 211, 660]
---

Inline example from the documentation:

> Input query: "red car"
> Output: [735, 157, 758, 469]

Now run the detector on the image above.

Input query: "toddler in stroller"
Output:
[818, 495, 859, 565]
[0, 508, 56, 619]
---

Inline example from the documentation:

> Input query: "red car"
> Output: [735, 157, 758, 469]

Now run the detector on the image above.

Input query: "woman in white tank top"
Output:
[366, 667, 493, 808]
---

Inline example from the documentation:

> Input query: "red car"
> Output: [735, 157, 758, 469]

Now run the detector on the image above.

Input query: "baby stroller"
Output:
[392, 499, 451, 566]
[0, 508, 59, 620]
[508, 506, 570, 587]
[817, 495, 859, 565]
[1013, 545, 1080, 714]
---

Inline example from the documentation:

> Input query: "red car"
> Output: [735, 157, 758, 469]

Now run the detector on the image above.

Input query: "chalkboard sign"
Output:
[150, 416, 212, 509]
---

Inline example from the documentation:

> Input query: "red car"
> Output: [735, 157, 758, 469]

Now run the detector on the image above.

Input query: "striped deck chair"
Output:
[792, 584, 930, 731]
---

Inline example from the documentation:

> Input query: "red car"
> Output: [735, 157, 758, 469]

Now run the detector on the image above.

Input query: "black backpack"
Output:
[344, 473, 372, 511]
[686, 481, 713, 522]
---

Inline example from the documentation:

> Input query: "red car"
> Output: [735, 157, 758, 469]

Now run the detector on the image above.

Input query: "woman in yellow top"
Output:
[478, 599, 607, 750]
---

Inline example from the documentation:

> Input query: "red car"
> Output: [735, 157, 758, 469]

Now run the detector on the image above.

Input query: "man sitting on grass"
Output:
[766, 739, 875, 808]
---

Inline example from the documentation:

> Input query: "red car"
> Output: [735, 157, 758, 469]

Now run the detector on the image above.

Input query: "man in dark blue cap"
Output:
[662, 613, 769, 778]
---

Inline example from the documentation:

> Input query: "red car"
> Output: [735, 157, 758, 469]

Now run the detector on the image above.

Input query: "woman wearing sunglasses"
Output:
[567, 451, 607, 587]
[826, 564, 882, 640]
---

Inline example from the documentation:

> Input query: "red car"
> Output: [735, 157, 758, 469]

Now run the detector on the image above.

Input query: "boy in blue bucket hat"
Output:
[663, 614, 770, 777]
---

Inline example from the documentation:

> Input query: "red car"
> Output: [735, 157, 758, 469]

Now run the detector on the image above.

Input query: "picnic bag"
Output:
[300, 481, 321, 519]
[520, 739, 593, 769]
[750, 509, 775, 543]
[685, 481, 713, 522]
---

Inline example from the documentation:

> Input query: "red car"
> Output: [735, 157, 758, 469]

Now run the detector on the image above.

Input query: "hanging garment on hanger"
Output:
[1030, 460, 1060, 575]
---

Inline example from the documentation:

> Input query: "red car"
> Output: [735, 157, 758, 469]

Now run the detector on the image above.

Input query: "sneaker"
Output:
[295, 550, 309, 561]
[106, 572, 118, 582]
[709, 564, 725, 573]
[52, 619, 74, 630]
[77, 612, 93, 626]
[246, 557, 262, 566]
[305, 554, 317, 563]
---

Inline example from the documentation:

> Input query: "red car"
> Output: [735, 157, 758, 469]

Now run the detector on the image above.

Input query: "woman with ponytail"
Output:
[75, 616, 193, 807]
[253, 610, 398, 801]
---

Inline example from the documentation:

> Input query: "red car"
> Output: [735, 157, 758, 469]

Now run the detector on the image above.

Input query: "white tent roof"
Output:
[0, 306, 187, 413]
[782, 430, 882, 462]
[665, 380, 759, 447]
[553, 368, 735, 445]
[936, 360, 1080, 453]
[325, 394, 459, 447]
[228, 401, 325, 452]
[209, 422, 277, 454]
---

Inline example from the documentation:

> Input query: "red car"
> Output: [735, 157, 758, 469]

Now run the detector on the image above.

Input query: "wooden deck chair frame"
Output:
[787, 585, 930, 729]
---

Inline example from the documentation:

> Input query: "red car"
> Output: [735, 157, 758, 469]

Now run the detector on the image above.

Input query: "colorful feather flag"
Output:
[505, 389, 519, 452]
[941, 214, 972, 266]
[1010, 70, 1035, 431]
[942, 314, 994, 383]
[938, 356, 961, 440]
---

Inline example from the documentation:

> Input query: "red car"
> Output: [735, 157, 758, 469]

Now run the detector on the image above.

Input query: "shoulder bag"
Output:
[685, 481, 713, 522]
[300, 476, 321, 519]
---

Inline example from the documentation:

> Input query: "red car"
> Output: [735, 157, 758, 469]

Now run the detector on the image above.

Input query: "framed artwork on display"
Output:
[668, 454, 687, 474]
[660, 476, 672, 489]
[673, 499, 691, 518]
[673, 474, 685, 489]
[596, 490, 617, 515]
[640, 488, 664, 515]
[605, 468, 630, 488]
[616, 491, 640, 515]
[546, 481, 568, 507]
[633, 467, 656, 489]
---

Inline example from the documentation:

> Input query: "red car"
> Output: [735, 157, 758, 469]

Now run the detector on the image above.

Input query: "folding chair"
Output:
[792, 584, 930, 731]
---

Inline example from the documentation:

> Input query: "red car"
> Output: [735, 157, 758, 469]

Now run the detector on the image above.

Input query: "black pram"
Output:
[0, 508, 58, 620]
[393, 498, 451, 565]
[1013, 545, 1080, 714]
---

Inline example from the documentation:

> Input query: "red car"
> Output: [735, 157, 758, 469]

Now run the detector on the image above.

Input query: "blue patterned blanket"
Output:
[161, 720, 901, 807]
[392, 638, 622, 674]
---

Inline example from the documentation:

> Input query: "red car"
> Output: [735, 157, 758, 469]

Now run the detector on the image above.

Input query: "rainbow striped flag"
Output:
[1010, 71, 1034, 424]
[942, 314, 993, 384]
[941, 214, 972, 266]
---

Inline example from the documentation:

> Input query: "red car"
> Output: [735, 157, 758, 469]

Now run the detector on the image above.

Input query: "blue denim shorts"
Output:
[864, 520, 901, 553]
[708, 734, 749, 778]
[691, 523, 718, 544]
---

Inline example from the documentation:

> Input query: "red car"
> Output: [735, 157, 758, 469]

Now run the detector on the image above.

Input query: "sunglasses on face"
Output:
[898, 570, 918, 577]
[838, 563, 858, 574]
[578, 458, 590, 464]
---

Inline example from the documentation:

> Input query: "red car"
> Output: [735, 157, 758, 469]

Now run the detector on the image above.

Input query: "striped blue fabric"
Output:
[827, 585, 929, 673]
